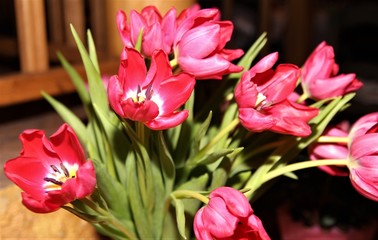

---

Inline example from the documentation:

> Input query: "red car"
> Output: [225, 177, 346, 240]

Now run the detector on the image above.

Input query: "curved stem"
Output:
[81, 198, 137, 240]
[297, 92, 309, 103]
[317, 136, 349, 143]
[262, 159, 349, 184]
[172, 190, 209, 205]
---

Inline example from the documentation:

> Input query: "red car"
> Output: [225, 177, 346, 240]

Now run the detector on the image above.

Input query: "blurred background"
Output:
[0, 0, 377, 239]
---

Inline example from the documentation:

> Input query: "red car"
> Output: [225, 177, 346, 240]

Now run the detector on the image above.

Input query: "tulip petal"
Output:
[145, 111, 189, 130]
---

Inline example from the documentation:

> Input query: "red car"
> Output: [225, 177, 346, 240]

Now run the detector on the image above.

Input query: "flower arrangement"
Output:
[3, 4, 377, 240]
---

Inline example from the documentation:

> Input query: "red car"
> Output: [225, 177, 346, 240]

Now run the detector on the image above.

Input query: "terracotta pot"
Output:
[105, 0, 197, 57]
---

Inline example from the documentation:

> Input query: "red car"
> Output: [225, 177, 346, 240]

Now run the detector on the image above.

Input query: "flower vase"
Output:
[105, 0, 197, 57]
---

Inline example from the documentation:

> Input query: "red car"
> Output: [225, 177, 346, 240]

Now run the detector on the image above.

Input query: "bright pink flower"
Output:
[4, 124, 96, 213]
[235, 52, 319, 137]
[117, 6, 177, 57]
[193, 187, 270, 240]
[301, 41, 363, 100]
[174, 8, 243, 79]
[349, 112, 378, 141]
[308, 122, 350, 176]
[348, 124, 378, 201]
[108, 47, 195, 130]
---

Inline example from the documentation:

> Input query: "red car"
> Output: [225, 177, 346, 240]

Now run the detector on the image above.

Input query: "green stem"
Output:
[136, 122, 145, 145]
[317, 136, 349, 143]
[297, 92, 309, 103]
[81, 198, 137, 240]
[262, 159, 349, 184]
[171, 190, 209, 205]
[169, 57, 178, 68]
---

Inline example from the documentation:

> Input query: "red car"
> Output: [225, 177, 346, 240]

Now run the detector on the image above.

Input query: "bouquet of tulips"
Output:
[4, 4, 377, 240]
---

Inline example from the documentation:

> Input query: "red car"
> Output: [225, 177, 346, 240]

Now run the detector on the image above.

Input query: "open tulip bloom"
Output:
[4, 4, 377, 240]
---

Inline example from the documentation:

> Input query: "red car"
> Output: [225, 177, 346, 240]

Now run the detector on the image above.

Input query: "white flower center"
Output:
[43, 163, 78, 192]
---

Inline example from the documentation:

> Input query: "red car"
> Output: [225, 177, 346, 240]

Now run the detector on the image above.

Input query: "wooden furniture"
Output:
[0, 0, 198, 107]
[0, 0, 117, 107]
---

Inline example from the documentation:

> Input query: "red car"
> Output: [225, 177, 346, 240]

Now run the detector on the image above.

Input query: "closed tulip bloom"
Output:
[174, 8, 243, 79]
[108, 47, 195, 130]
[309, 123, 350, 176]
[117, 6, 176, 57]
[301, 41, 363, 100]
[235, 52, 319, 137]
[4, 124, 96, 213]
[348, 124, 378, 201]
[193, 187, 270, 240]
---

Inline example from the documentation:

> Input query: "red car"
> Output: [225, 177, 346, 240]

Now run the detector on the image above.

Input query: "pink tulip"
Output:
[193, 187, 270, 240]
[117, 6, 177, 57]
[348, 124, 378, 201]
[174, 8, 243, 79]
[108, 47, 195, 130]
[308, 122, 350, 176]
[235, 52, 319, 137]
[4, 124, 96, 213]
[349, 112, 378, 141]
[301, 41, 363, 100]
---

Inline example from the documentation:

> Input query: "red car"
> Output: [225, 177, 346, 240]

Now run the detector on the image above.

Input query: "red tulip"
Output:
[301, 41, 363, 100]
[193, 187, 270, 240]
[4, 124, 96, 213]
[108, 47, 195, 130]
[348, 124, 378, 201]
[235, 52, 318, 137]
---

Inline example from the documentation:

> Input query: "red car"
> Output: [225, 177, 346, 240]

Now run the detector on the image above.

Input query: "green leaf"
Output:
[57, 52, 90, 105]
[70, 24, 108, 113]
[171, 195, 187, 240]
[87, 30, 100, 73]
[192, 111, 212, 155]
[41, 92, 87, 144]
[229, 32, 267, 79]
[126, 154, 152, 238]
[92, 159, 131, 220]
[92, 104, 130, 178]
[156, 131, 175, 194]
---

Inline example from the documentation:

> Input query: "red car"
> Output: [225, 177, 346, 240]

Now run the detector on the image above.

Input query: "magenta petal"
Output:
[194, 208, 214, 240]
[147, 50, 172, 89]
[122, 98, 159, 123]
[155, 73, 195, 114]
[235, 71, 259, 109]
[178, 54, 231, 79]
[210, 187, 252, 218]
[19, 129, 59, 167]
[62, 160, 96, 199]
[350, 168, 378, 202]
[119, 48, 147, 93]
[108, 75, 126, 117]
[179, 24, 220, 58]
[129, 10, 146, 46]
[4, 157, 48, 197]
[202, 197, 238, 238]
[116, 10, 132, 47]
[238, 108, 276, 132]
[50, 124, 86, 166]
[21, 192, 61, 213]
[145, 111, 189, 130]
[142, 23, 164, 57]
[350, 133, 378, 160]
